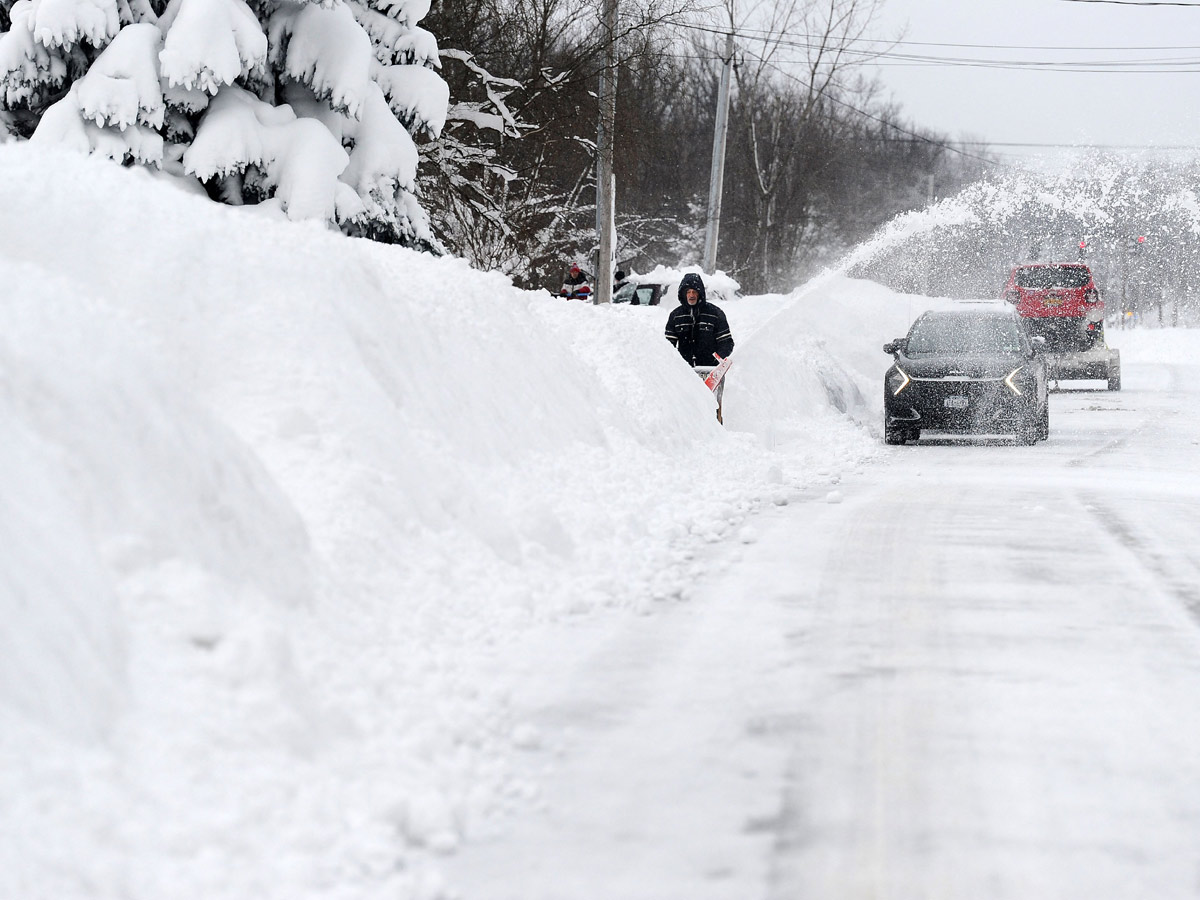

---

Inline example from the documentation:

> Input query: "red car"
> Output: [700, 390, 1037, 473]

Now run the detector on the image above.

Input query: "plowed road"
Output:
[449, 360, 1200, 900]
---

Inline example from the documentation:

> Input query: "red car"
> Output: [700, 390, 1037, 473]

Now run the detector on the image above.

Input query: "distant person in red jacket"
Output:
[560, 263, 593, 301]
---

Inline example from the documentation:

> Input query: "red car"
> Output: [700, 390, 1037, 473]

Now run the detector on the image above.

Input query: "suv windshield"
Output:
[906, 314, 1025, 356]
[1014, 266, 1091, 290]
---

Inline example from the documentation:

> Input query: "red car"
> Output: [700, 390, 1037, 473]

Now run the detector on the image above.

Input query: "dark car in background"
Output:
[883, 308, 1049, 445]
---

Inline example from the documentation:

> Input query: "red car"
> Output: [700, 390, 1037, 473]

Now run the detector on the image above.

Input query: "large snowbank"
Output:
[0, 143, 892, 899]
[8, 141, 1109, 897]
[14, 135, 1131, 897]
[1112, 326, 1200, 364]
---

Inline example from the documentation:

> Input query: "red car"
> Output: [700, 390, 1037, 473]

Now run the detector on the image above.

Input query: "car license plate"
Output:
[944, 396, 969, 409]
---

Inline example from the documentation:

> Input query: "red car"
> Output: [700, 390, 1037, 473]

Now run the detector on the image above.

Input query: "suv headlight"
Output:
[1004, 367, 1026, 396]
[888, 366, 911, 396]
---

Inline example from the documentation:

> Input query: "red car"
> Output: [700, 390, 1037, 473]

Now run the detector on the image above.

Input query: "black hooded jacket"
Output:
[664, 272, 734, 366]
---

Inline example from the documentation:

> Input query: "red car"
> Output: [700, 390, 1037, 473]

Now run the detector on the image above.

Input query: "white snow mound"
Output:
[1, 142, 864, 899]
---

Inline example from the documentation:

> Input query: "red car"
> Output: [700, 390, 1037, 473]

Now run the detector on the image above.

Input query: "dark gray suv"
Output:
[883, 309, 1049, 445]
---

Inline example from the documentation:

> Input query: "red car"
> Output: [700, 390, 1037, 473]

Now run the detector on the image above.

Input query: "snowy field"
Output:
[2, 143, 1195, 899]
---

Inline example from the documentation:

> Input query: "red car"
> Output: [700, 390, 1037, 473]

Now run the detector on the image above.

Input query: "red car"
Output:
[1002, 263, 1120, 390]
[1002, 263, 1103, 320]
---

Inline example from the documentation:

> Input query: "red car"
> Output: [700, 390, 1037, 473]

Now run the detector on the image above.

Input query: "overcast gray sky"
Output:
[871, 0, 1200, 161]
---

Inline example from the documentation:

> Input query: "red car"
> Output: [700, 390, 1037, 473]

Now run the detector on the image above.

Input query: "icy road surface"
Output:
[448, 357, 1200, 900]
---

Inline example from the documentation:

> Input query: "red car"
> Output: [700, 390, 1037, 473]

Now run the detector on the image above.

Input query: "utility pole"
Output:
[703, 31, 735, 275]
[594, 0, 618, 304]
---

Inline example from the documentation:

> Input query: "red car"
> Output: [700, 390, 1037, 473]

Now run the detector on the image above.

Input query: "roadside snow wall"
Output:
[0, 144, 877, 899]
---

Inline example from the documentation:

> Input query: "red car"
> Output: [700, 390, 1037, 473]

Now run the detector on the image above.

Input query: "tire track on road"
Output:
[1082, 495, 1200, 628]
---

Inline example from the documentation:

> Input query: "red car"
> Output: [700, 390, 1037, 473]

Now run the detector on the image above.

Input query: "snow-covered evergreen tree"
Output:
[0, 0, 448, 246]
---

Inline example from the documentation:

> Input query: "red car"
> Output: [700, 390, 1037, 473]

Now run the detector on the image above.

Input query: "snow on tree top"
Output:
[374, 62, 446, 138]
[28, 0, 119, 50]
[370, 0, 430, 30]
[158, 0, 267, 95]
[341, 80, 416, 194]
[273, 2, 372, 120]
[0, 3, 68, 107]
[347, 4, 436, 68]
[32, 84, 164, 164]
[76, 22, 164, 130]
[184, 84, 291, 177]
[184, 84, 349, 223]
[394, 25, 437, 66]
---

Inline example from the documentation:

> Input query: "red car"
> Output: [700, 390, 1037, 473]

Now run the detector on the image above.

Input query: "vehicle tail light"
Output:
[1004, 289, 1020, 304]
[1084, 288, 1100, 303]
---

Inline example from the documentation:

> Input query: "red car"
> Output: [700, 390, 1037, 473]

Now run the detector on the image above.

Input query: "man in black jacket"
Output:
[664, 272, 734, 422]
[664, 272, 734, 365]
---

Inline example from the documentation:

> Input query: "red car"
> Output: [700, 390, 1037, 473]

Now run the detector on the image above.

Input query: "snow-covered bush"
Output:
[0, 0, 447, 247]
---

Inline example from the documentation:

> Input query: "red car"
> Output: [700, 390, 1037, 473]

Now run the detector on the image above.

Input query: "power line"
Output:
[938, 141, 1200, 149]
[834, 138, 1200, 149]
[864, 50, 1200, 67]
[739, 49, 1004, 169]
[677, 21, 1200, 75]
[654, 45, 1200, 156]
[664, 28, 1200, 162]
[740, 49, 1200, 72]
[660, 49, 1200, 74]
[681, 20, 1200, 51]
[790, 58, 1200, 73]
[698, 31, 1200, 72]
[1059, 0, 1200, 6]
[874, 64, 1200, 72]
